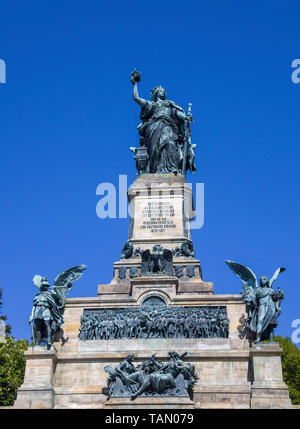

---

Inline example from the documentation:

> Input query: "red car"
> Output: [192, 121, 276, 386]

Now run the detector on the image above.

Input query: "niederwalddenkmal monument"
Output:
[14, 71, 292, 409]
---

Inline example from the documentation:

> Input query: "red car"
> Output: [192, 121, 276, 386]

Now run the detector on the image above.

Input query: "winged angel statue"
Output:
[29, 265, 86, 348]
[225, 261, 285, 343]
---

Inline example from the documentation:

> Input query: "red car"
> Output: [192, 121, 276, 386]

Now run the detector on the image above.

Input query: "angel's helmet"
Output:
[39, 276, 49, 289]
[259, 276, 270, 287]
[33, 274, 50, 290]
[150, 85, 167, 101]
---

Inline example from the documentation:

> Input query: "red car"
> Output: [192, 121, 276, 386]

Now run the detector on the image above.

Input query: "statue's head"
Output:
[40, 277, 50, 291]
[259, 276, 270, 287]
[150, 85, 167, 101]
[127, 353, 134, 362]
[169, 351, 180, 359]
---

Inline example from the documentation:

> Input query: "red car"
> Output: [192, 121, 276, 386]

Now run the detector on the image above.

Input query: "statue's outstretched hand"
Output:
[130, 69, 141, 85]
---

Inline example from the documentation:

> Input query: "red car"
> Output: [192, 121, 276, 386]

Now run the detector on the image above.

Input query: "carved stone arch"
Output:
[136, 289, 172, 307]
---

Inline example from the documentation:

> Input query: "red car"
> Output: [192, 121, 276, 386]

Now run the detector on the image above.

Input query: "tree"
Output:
[0, 336, 28, 406]
[0, 288, 11, 334]
[0, 287, 29, 405]
[274, 335, 300, 405]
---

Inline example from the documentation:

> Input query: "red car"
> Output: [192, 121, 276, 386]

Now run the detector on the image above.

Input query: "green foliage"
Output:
[0, 336, 28, 406]
[274, 335, 300, 405]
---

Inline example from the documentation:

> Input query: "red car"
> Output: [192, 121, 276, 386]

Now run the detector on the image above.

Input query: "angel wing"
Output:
[53, 265, 87, 308]
[225, 260, 258, 305]
[225, 260, 257, 289]
[141, 250, 151, 275]
[162, 249, 174, 276]
[163, 249, 173, 262]
[141, 249, 151, 261]
[54, 265, 87, 288]
[269, 267, 286, 287]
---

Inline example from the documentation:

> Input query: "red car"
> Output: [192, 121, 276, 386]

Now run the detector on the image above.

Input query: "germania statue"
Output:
[225, 260, 285, 343]
[130, 69, 196, 176]
[29, 265, 86, 348]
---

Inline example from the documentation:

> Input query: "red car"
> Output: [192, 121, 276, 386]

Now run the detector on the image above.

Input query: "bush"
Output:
[0, 336, 28, 406]
[274, 335, 300, 405]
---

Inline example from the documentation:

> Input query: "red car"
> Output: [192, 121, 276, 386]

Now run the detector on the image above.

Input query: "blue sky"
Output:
[0, 1, 299, 345]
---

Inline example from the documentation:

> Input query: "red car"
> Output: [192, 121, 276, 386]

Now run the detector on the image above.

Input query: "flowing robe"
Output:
[31, 290, 64, 329]
[138, 100, 184, 174]
[249, 287, 279, 337]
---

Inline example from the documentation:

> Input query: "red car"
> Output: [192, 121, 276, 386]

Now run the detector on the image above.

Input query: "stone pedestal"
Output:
[250, 343, 292, 409]
[105, 396, 194, 409]
[14, 346, 57, 409]
[194, 385, 251, 409]
[42, 293, 251, 409]
[104, 174, 212, 294]
[128, 174, 194, 247]
[14, 175, 292, 409]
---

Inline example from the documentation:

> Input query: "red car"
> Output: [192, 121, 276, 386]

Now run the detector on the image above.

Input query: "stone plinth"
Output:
[97, 174, 212, 293]
[13, 294, 293, 409]
[77, 338, 233, 354]
[104, 263, 213, 294]
[98, 272, 213, 300]
[194, 385, 251, 409]
[105, 396, 194, 409]
[51, 344, 251, 409]
[35, 293, 253, 409]
[128, 174, 194, 247]
[13, 173, 292, 409]
[14, 346, 57, 409]
[250, 343, 292, 409]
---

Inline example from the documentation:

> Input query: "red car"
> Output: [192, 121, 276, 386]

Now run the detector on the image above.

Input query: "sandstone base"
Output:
[13, 295, 292, 409]
[13, 176, 293, 409]
[250, 343, 292, 409]
[14, 346, 57, 409]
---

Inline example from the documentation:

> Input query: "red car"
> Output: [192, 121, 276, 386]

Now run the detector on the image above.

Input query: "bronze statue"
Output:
[79, 303, 229, 341]
[120, 241, 134, 259]
[30, 265, 86, 348]
[104, 351, 198, 400]
[140, 245, 174, 276]
[130, 70, 196, 176]
[225, 260, 285, 343]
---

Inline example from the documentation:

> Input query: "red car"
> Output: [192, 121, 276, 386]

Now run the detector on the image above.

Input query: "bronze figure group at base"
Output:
[104, 352, 198, 400]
